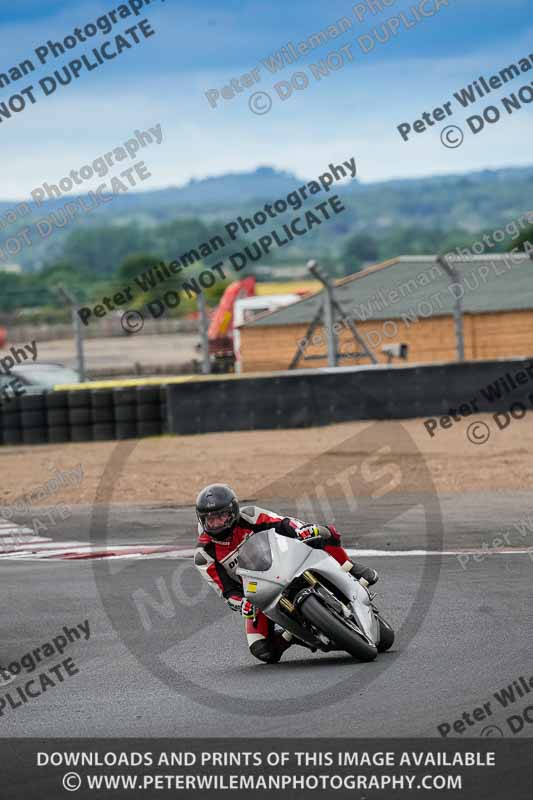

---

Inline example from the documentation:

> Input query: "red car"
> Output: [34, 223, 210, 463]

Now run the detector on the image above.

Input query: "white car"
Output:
[0, 362, 83, 394]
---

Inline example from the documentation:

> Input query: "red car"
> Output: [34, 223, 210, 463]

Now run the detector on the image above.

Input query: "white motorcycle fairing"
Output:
[236, 529, 379, 649]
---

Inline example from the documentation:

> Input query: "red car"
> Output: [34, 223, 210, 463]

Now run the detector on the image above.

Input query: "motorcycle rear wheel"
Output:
[300, 594, 378, 661]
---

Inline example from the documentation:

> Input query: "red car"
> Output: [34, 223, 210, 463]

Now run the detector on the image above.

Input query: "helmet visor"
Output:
[202, 509, 234, 534]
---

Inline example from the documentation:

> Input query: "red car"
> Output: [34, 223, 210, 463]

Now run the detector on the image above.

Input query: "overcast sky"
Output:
[1, 0, 532, 200]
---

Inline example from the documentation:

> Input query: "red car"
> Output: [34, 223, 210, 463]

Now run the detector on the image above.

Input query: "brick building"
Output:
[238, 254, 533, 372]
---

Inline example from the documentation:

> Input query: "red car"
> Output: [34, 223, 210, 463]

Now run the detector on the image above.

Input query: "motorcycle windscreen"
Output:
[238, 531, 273, 572]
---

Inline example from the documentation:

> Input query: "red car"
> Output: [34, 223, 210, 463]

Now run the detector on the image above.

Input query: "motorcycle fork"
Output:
[303, 570, 318, 586]
[279, 570, 316, 614]
[302, 571, 353, 621]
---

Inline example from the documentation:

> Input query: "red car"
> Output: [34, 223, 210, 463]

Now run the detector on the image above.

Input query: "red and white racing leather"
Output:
[193, 505, 304, 599]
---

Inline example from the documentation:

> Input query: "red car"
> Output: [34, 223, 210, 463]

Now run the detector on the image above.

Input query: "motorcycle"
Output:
[236, 528, 394, 661]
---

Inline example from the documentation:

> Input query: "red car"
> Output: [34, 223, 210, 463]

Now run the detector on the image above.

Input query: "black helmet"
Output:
[196, 484, 239, 541]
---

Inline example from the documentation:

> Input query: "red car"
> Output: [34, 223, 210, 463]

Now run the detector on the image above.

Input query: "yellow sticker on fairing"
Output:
[247, 582, 257, 593]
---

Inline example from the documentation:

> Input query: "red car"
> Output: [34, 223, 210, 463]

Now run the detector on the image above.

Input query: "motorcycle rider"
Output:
[194, 483, 378, 664]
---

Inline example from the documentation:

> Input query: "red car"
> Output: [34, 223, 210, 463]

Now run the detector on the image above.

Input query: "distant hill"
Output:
[2, 164, 532, 271]
[174, 165, 302, 206]
[0, 165, 303, 220]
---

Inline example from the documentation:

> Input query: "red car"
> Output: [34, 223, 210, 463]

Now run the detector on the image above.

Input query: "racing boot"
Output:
[344, 561, 379, 586]
[302, 524, 378, 587]
[250, 633, 293, 664]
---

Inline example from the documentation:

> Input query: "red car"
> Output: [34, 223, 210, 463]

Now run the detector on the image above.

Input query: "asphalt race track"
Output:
[1, 492, 532, 740]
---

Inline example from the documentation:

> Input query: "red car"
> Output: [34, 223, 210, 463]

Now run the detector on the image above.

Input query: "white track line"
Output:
[1, 517, 532, 561]
[0, 517, 194, 560]
[146, 547, 533, 560]
[2, 549, 532, 562]
[82, 547, 533, 562]
[0, 518, 52, 557]
[350, 548, 533, 557]
[0, 524, 35, 529]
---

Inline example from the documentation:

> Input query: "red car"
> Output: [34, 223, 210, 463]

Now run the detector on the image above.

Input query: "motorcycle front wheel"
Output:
[376, 614, 395, 652]
[300, 594, 378, 661]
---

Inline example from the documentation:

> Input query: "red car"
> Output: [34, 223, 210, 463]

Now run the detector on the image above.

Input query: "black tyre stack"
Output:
[0, 384, 168, 446]
[21, 394, 48, 445]
[0, 396, 23, 446]
[113, 387, 138, 440]
[136, 385, 164, 438]
[68, 391, 93, 442]
[91, 389, 115, 441]
[46, 390, 71, 444]
[160, 384, 168, 434]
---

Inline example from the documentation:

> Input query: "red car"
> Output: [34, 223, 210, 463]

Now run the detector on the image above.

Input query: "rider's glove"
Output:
[296, 524, 321, 542]
[227, 594, 244, 613]
[227, 595, 255, 618]
[296, 524, 332, 548]
[241, 599, 254, 619]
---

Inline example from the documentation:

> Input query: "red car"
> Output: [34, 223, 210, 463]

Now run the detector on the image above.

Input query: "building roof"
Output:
[243, 254, 533, 328]
[255, 280, 321, 296]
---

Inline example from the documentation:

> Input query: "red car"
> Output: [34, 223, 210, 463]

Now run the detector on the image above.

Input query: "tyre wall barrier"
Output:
[167, 357, 533, 434]
[0, 385, 167, 446]
[2, 357, 533, 444]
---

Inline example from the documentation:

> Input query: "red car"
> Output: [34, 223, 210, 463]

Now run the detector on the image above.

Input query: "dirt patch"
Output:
[0, 413, 531, 509]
